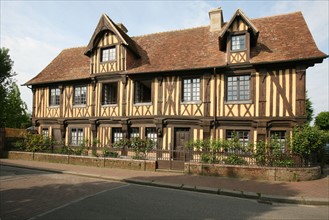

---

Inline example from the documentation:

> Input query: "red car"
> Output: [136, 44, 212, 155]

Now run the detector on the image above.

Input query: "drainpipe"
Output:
[213, 67, 217, 138]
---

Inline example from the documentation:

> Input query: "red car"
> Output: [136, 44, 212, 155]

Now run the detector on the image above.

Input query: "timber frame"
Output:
[26, 7, 327, 159]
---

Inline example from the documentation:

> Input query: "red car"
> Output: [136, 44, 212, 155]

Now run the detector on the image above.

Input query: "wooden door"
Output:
[174, 129, 190, 160]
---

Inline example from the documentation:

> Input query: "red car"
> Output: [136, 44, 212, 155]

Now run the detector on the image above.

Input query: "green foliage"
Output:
[0, 48, 31, 128]
[112, 137, 155, 159]
[130, 137, 154, 159]
[18, 133, 52, 152]
[254, 141, 267, 166]
[315, 111, 329, 131]
[288, 124, 327, 157]
[103, 147, 119, 158]
[305, 92, 314, 123]
[112, 138, 131, 148]
[224, 154, 247, 165]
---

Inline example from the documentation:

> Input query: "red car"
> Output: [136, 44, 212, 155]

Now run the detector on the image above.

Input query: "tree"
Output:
[0, 47, 31, 128]
[305, 91, 314, 123]
[315, 112, 329, 131]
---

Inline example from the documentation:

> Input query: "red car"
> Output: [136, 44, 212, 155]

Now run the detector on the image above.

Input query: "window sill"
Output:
[134, 102, 152, 106]
[231, 49, 247, 53]
[224, 100, 252, 105]
[73, 104, 87, 108]
[102, 104, 118, 107]
[181, 101, 202, 105]
[49, 105, 60, 108]
[100, 60, 116, 64]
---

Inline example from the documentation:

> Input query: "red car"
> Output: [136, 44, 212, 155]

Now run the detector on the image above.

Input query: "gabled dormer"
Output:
[219, 9, 259, 65]
[84, 14, 140, 74]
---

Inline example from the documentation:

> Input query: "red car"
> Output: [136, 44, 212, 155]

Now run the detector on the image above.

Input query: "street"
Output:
[1, 165, 328, 220]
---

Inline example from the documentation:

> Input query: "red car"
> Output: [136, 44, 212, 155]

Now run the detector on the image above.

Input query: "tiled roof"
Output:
[26, 11, 327, 85]
[25, 47, 90, 85]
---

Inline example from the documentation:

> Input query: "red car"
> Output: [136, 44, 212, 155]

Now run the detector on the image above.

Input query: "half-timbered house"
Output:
[25, 8, 327, 160]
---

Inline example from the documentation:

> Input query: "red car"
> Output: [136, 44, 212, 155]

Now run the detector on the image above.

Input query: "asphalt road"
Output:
[1, 165, 328, 220]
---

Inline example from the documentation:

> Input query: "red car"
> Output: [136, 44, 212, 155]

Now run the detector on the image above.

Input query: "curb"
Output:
[1, 163, 328, 206]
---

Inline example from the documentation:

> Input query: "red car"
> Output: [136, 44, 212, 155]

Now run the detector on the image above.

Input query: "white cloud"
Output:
[2, 36, 61, 111]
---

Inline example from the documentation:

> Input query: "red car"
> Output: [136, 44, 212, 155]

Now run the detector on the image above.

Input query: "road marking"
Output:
[27, 184, 129, 220]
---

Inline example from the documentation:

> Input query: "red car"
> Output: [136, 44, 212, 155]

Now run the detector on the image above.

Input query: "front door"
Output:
[174, 128, 190, 161]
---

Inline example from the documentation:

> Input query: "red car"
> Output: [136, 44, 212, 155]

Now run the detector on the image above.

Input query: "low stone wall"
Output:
[185, 162, 321, 182]
[6, 151, 156, 172]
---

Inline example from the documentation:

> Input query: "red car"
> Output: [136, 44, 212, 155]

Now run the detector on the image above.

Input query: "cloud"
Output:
[2, 36, 61, 111]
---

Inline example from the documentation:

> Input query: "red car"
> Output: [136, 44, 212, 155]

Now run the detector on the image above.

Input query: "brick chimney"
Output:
[209, 7, 223, 32]
[116, 23, 128, 33]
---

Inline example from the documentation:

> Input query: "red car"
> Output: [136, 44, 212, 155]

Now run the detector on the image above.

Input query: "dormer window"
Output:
[101, 46, 116, 62]
[231, 34, 246, 51]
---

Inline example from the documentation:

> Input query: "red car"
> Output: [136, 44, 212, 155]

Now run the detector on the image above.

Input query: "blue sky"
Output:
[1, 0, 328, 119]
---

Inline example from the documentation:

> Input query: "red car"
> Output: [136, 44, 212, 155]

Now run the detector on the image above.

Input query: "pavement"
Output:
[0, 158, 328, 206]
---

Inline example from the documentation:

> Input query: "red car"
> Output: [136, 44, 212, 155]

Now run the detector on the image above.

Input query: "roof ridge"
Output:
[132, 25, 209, 38]
[251, 11, 301, 21]
[62, 46, 87, 50]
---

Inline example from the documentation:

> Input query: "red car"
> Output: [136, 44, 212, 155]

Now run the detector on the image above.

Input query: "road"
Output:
[1, 165, 328, 220]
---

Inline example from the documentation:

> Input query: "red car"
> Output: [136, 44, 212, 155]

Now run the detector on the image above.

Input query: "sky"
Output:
[0, 0, 328, 120]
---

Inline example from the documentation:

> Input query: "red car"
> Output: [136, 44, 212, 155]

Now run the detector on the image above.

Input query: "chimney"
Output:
[116, 23, 128, 33]
[209, 7, 223, 32]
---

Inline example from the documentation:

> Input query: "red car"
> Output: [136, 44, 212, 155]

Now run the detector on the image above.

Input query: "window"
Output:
[226, 130, 250, 147]
[227, 75, 250, 101]
[70, 128, 84, 146]
[42, 128, 49, 139]
[182, 78, 200, 102]
[101, 47, 116, 62]
[231, 35, 246, 51]
[134, 80, 152, 103]
[130, 128, 140, 138]
[146, 127, 157, 148]
[49, 87, 60, 106]
[74, 85, 87, 105]
[112, 128, 123, 143]
[270, 131, 286, 153]
[102, 83, 117, 105]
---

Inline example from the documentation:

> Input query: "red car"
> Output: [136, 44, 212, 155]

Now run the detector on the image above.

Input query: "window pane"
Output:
[102, 83, 118, 105]
[74, 86, 87, 105]
[182, 77, 200, 102]
[112, 128, 123, 143]
[146, 127, 157, 149]
[134, 80, 151, 103]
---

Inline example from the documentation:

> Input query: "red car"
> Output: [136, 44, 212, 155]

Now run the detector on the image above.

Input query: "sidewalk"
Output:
[1, 159, 328, 205]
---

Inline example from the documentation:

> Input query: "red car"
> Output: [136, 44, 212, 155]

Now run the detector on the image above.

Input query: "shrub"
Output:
[224, 154, 247, 165]
[103, 147, 119, 158]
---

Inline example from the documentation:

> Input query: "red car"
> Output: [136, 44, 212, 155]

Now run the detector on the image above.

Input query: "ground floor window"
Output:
[42, 128, 49, 139]
[270, 131, 286, 153]
[70, 128, 84, 146]
[226, 130, 250, 153]
[130, 127, 140, 138]
[112, 128, 123, 143]
[146, 127, 157, 148]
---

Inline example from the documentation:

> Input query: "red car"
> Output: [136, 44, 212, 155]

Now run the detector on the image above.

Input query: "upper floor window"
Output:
[74, 85, 87, 105]
[49, 87, 60, 106]
[182, 78, 200, 102]
[102, 82, 117, 105]
[101, 46, 116, 62]
[231, 35, 246, 51]
[134, 80, 151, 103]
[112, 128, 123, 143]
[70, 128, 84, 146]
[226, 75, 250, 102]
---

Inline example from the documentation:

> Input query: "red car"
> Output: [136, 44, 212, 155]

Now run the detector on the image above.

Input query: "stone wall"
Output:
[185, 163, 321, 182]
[7, 151, 156, 172]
